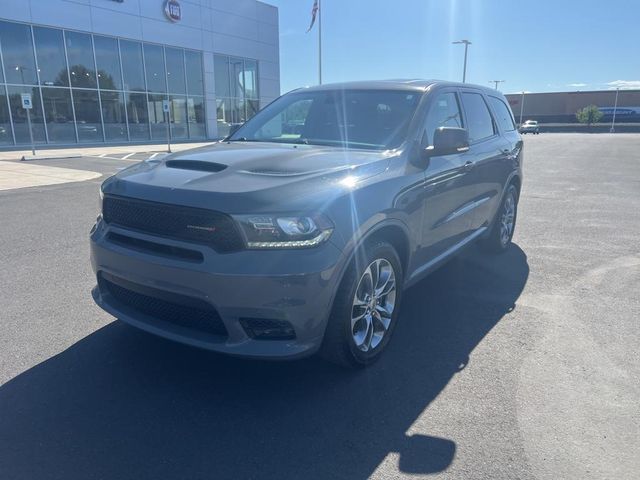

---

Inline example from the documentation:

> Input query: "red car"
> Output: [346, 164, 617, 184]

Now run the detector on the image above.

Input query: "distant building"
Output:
[0, 0, 280, 147]
[505, 90, 640, 123]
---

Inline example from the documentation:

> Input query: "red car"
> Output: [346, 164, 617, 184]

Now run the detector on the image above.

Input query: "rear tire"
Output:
[320, 241, 403, 368]
[480, 184, 518, 254]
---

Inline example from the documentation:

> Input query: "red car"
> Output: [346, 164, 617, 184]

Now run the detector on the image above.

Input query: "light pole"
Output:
[489, 80, 505, 90]
[452, 40, 471, 83]
[519, 91, 525, 126]
[610, 87, 620, 133]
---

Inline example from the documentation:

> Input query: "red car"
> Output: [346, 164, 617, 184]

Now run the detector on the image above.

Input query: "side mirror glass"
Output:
[425, 127, 470, 157]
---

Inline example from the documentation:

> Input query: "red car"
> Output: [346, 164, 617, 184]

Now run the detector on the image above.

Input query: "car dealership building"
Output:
[0, 0, 280, 147]
[505, 89, 640, 124]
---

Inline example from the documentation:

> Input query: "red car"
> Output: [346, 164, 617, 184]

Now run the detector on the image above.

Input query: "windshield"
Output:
[229, 89, 421, 150]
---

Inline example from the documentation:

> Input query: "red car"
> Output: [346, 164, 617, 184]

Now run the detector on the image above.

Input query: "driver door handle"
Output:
[463, 161, 475, 172]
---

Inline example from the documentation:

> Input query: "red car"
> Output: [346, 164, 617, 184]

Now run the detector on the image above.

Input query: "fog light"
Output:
[240, 318, 296, 340]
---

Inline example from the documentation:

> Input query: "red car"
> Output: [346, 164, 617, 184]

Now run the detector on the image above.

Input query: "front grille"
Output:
[103, 195, 244, 253]
[99, 274, 228, 337]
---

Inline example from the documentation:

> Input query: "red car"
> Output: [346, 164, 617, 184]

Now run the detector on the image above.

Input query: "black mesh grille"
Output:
[100, 275, 228, 337]
[103, 195, 244, 253]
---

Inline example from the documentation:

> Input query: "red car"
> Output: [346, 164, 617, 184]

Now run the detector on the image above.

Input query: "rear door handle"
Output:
[463, 161, 475, 171]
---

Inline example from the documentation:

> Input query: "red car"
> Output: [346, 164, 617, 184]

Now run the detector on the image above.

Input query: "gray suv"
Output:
[91, 80, 523, 367]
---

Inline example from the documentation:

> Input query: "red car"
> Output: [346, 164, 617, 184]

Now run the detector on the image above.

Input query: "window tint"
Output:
[0, 21, 38, 85]
[7, 86, 46, 143]
[33, 27, 68, 87]
[144, 44, 166, 93]
[165, 47, 186, 94]
[185, 51, 204, 96]
[120, 40, 146, 92]
[488, 96, 516, 132]
[94, 36, 122, 90]
[460, 92, 496, 142]
[42, 88, 76, 143]
[423, 92, 463, 146]
[0, 85, 13, 144]
[214, 55, 230, 97]
[125, 92, 149, 140]
[73, 89, 103, 142]
[65, 31, 96, 88]
[187, 96, 206, 138]
[232, 90, 420, 150]
[100, 90, 127, 141]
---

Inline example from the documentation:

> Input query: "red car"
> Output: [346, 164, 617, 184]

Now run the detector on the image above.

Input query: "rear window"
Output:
[460, 92, 496, 142]
[488, 96, 516, 132]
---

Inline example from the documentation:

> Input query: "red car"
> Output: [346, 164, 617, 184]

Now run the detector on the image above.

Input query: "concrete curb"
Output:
[20, 154, 83, 162]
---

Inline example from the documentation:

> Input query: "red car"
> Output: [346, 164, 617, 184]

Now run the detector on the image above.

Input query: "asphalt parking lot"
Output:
[0, 133, 638, 479]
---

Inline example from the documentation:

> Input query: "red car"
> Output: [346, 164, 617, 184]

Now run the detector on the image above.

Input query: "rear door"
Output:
[457, 90, 509, 230]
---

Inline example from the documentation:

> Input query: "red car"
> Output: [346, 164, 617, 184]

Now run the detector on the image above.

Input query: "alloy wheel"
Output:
[350, 258, 397, 352]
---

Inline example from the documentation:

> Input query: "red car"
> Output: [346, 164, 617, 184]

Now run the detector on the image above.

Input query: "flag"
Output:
[306, 0, 319, 33]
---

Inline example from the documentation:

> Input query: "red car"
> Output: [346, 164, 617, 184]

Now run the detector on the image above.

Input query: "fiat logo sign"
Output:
[164, 0, 181, 22]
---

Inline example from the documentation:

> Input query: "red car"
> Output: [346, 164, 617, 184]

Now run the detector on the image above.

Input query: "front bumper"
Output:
[90, 219, 346, 359]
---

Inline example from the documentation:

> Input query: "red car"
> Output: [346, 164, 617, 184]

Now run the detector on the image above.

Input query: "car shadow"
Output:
[0, 245, 528, 480]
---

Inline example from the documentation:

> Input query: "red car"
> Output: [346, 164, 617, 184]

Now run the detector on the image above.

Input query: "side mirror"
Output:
[425, 127, 470, 157]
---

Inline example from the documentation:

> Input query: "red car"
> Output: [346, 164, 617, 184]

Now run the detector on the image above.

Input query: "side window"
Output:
[460, 92, 496, 142]
[422, 92, 463, 147]
[488, 96, 516, 132]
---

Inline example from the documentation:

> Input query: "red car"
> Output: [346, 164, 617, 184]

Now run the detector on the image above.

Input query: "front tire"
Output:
[321, 242, 403, 368]
[480, 184, 518, 253]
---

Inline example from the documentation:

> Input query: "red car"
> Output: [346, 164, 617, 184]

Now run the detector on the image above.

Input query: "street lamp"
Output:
[452, 40, 471, 83]
[489, 80, 505, 90]
[610, 87, 620, 133]
[519, 91, 525, 126]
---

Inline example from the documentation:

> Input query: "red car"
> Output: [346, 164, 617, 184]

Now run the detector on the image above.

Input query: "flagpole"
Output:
[318, 0, 322, 85]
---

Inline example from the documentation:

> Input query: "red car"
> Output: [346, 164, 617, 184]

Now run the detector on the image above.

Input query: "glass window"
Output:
[33, 27, 68, 87]
[0, 21, 38, 85]
[42, 87, 76, 143]
[148, 93, 167, 139]
[125, 92, 149, 140]
[7, 86, 46, 143]
[185, 50, 204, 96]
[165, 47, 186, 94]
[229, 57, 244, 99]
[461, 92, 496, 142]
[231, 90, 420, 150]
[169, 95, 188, 139]
[120, 40, 145, 92]
[94, 35, 122, 90]
[214, 55, 230, 98]
[243, 59, 258, 99]
[488, 96, 516, 132]
[144, 44, 166, 93]
[423, 92, 463, 146]
[187, 96, 206, 138]
[100, 90, 127, 141]
[246, 99, 259, 120]
[65, 31, 97, 88]
[216, 98, 231, 138]
[73, 89, 103, 143]
[0, 85, 13, 144]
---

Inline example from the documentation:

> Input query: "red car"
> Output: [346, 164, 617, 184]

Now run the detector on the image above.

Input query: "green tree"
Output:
[576, 104, 603, 126]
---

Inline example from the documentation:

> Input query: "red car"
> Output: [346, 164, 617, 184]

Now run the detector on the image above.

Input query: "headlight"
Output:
[234, 214, 334, 249]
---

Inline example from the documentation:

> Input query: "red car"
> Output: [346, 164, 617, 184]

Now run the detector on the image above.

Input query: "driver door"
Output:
[416, 90, 477, 268]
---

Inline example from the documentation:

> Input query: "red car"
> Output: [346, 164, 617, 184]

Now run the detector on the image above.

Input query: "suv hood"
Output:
[103, 141, 394, 212]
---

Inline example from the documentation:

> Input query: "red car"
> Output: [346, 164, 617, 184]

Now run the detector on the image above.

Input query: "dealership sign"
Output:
[164, 0, 181, 22]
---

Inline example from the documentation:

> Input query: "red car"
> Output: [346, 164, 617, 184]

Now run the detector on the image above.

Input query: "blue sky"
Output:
[267, 0, 639, 95]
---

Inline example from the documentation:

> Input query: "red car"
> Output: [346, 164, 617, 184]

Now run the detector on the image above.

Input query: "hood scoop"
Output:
[166, 160, 227, 173]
